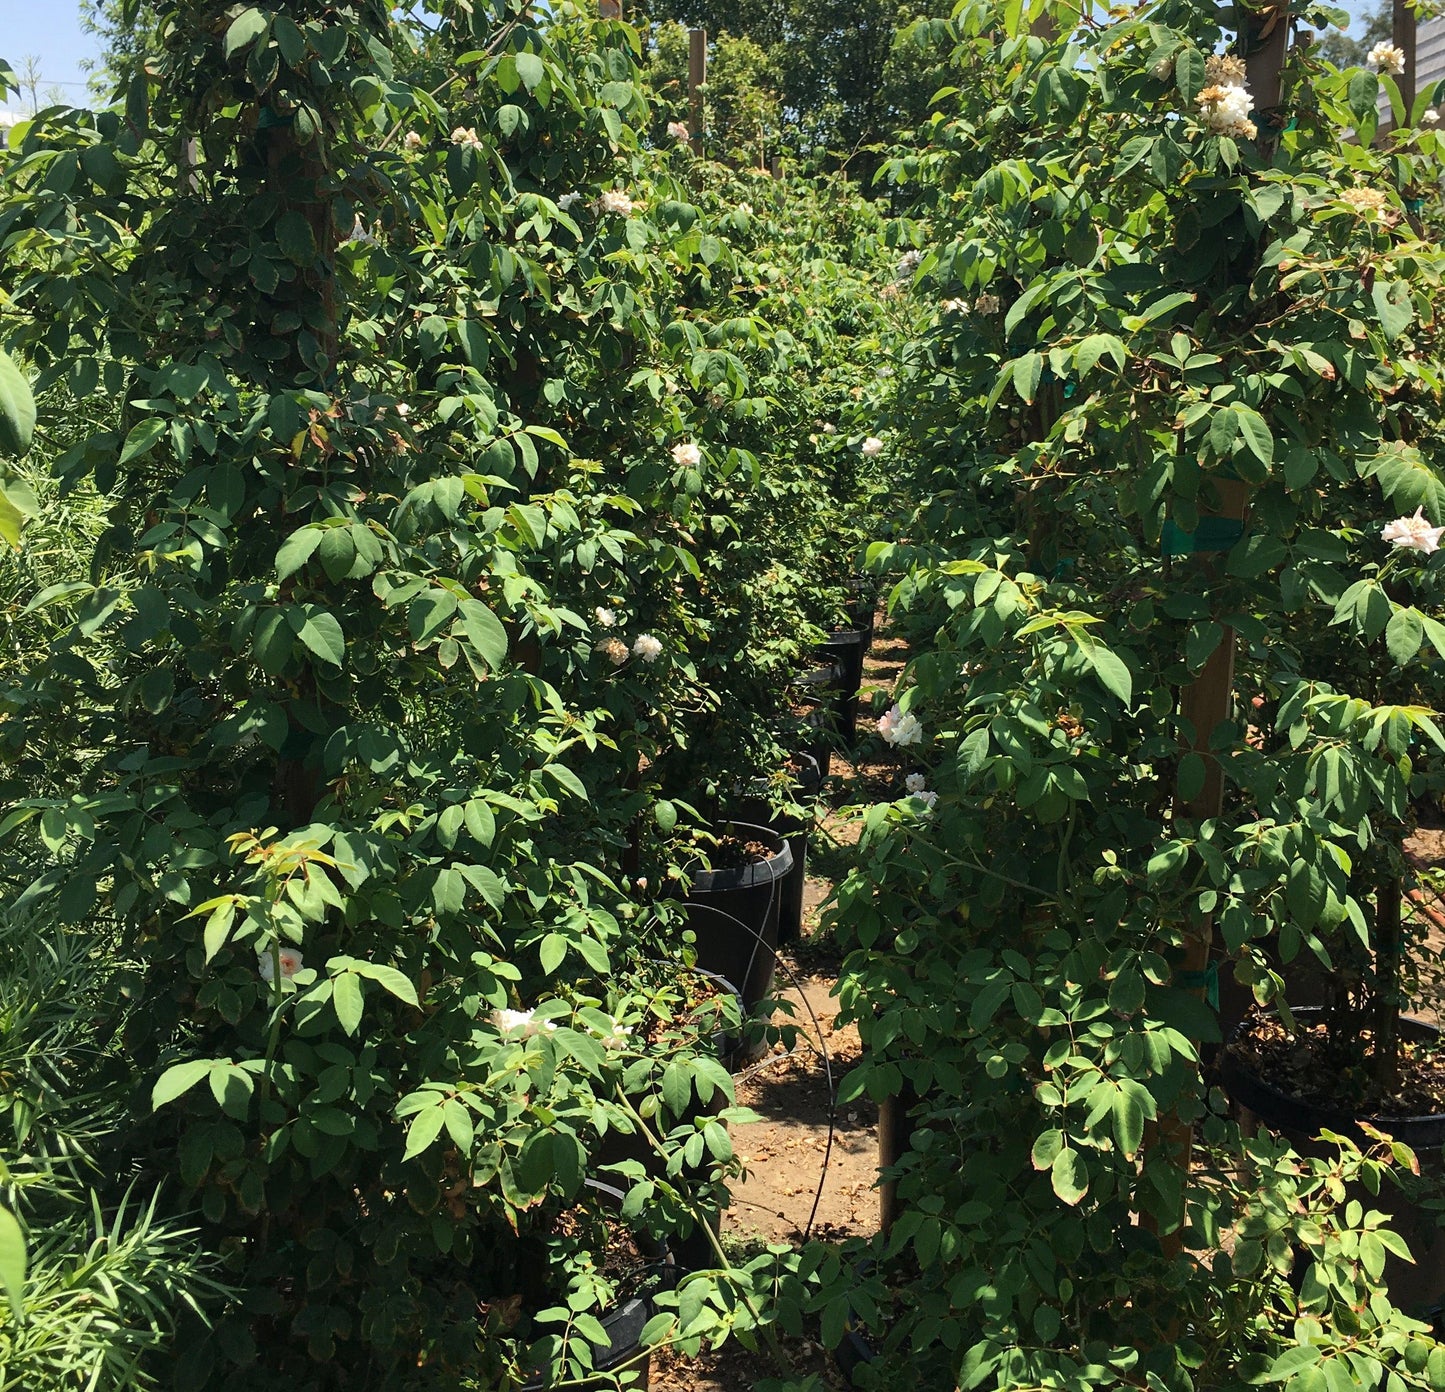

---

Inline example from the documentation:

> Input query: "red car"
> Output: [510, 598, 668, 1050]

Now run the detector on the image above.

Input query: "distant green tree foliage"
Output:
[640, 0, 954, 160]
[1313, 0, 1391, 70]
[640, 22, 782, 164]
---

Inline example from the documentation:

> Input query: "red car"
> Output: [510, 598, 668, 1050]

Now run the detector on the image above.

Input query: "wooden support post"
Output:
[1175, 485, 1252, 824]
[1155, 476, 1250, 1252]
[1244, 2, 1291, 118]
[688, 28, 706, 142]
[1394, 0, 1418, 113]
[1146, 15, 1290, 1266]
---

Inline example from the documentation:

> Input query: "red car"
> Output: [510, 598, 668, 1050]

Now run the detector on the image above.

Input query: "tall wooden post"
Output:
[1394, 0, 1418, 112]
[688, 29, 706, 142]
[1153, 11, 1290, 1253]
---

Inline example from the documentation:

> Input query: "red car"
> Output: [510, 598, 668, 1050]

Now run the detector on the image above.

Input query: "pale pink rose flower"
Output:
[878, 704, 922, 746]
[259, 947, 304, 982]
[1381, 507, 1445, 554]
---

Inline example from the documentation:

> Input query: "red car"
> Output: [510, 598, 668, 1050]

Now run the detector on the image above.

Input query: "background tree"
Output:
[641, 0, 954, 162]
[78, 0, 156, 98]
[1314, 0, 1391, 68]
[640, 21, 783, 162]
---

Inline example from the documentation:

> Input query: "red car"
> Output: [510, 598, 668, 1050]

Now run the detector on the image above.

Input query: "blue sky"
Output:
[4, 4, 103, 109]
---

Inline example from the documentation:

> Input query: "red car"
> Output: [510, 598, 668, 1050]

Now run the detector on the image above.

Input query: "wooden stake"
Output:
[1156, 476, 1250, 1252]
[688, 29, 706, 141]
[1394, 0, 1417, 113]
[1245, 1, 1291, 118]
[1148, 12, 1292, 1261]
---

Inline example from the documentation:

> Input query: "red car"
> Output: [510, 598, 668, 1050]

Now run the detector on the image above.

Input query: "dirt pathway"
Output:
[651, 623, 907, 1392]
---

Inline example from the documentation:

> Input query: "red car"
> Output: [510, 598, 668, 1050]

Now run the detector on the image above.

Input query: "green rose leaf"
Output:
[119, 418, 167, 466]
[1050, 1147, 1088, 1205]
[403, 1105, 446, 1161]
[1386, 607, 1424, 665]
[1175, 48, 1205, 104]
[224, 8, 269, 60]
[0, 350, 36, 457]
[152, 1059, 215, 1111]
[0, 1206, 25, 1322]
[1372, 279, 1414, 341]
[297, 612, 346, 667]
[333, 972, 364, 1036]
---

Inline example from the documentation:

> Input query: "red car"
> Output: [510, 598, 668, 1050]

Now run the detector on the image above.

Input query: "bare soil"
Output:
[649, 615, 912, 1392]
[1228, 1012, 1445, 1116]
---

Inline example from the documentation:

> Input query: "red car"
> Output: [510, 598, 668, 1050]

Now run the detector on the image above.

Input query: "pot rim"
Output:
[684, 821, 793, 892]
[1222, 1006, 1445, 1130]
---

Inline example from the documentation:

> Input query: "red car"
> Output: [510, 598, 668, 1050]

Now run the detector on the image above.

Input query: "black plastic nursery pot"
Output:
[1220, 1009, 1445, 1315]
[812, 629, 868, 744]
[682, 822, 793, 1020]
[792, 661, 842, 779]
[846, 575, 878, 648]
[834, 1325, 877, 1387]
[519, 1180, 673, 1391]
[728, 754, 822, 945]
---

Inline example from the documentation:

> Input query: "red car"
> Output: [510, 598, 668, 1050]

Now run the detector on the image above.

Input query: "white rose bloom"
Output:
[594, 606, 617, 627]
[878, 703, 923, 746]
[1368, 41, 1407, 75]
[905, 773, 927, 794]
[632, 633, 663, 663]
[396, 402, 410, 418]
[895, 249, 924, 280]
[343, 214, 378, 247]
[557, 191, 582, 210]
[1197, 82, 1257, 139]
[671, 441, 701, 466]
[667, 121, 690, 141]
[1381, 507, 1445, 554]
[259, 947, 304, 982]
[403, 131, 424, 151]
[597, 636, 629, 666]
[822, 422, 837, 434]
[492, 1007, 557, 1037]
[941, 297, 967, 313]
[450, 126, 484, 150]
[597, 188, 634, 216]
[974, 293, 1001, 315]
[1425, 108, 1441, 125]
[861, 436, 885, 457]
[597, 1017, 634, 1049]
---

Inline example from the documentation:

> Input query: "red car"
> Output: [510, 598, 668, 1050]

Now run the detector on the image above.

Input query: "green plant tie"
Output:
[1160, 517, 1245, 557]
[1177, 959, 1219, 1009]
